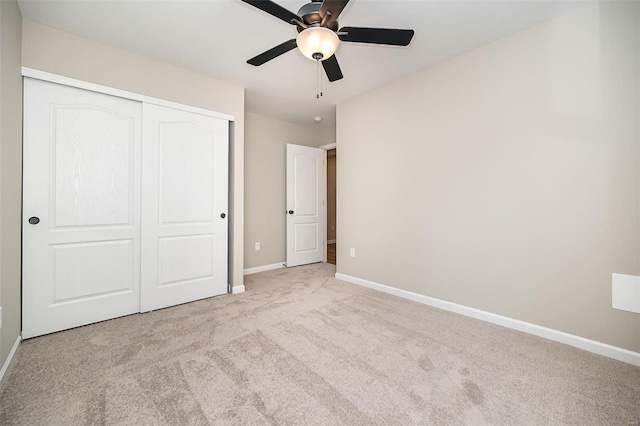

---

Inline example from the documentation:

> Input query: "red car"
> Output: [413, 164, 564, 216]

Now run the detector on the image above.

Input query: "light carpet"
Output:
[1, 263, 639, 425]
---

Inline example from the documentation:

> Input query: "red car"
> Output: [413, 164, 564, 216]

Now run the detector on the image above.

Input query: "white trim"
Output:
[327, 239, 336, 244]
[22, 67, 235, 122]
[335, 273, 640, 367]
[231, 285, 245, 294]
[320, 143, 336, 150]
[0, 336, 21, 384]
[243, 262, 285, 275]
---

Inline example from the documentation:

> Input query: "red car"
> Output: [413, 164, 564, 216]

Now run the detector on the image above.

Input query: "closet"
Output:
[22, 76, 231, 339]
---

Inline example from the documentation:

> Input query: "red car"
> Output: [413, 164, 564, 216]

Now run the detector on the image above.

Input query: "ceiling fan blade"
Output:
[339, 27, 415, 46]
[247, 39, 297, 66]
[322, 54, 343, 82]
[319, 0, 349, 24]
[241, 0, 301, 25]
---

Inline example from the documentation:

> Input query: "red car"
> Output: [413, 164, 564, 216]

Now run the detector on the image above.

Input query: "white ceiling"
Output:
[17, 0, 581, 130]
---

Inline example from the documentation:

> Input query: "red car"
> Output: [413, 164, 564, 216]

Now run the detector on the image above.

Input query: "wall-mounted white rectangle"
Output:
[159, 234, 215, 286]
[52, 239, 134, 304]
[54, 105, 134, 228]
[159, 122, 215, 224]
[294, 223, 318, 253]
[612, 273, 640, 314]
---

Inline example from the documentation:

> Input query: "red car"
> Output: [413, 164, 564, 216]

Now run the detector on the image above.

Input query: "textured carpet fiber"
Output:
[1, 263, 639, 425]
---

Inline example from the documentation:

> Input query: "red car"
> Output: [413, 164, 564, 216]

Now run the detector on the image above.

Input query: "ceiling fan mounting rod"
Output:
[297, 1, 339, 31]
[320, 10, 332, 27]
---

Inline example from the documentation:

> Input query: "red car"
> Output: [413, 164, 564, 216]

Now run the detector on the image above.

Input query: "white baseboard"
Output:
[243, 262, 285, 276]
[231, 285, 245, 294]
[0, 336, 21, 384]
[335, 273, 640, 367]
[327, 239, 336, 244]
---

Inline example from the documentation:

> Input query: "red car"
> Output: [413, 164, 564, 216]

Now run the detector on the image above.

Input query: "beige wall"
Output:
[327, 149, 336, 241]
[337, 3, 640, 352]
[0, 0, 22, 368]
[22, 20, 246, 290]
[244, 112, 334, 270]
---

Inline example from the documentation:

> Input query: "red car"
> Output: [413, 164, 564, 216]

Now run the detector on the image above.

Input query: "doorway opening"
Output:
[327, 148, 336, 265]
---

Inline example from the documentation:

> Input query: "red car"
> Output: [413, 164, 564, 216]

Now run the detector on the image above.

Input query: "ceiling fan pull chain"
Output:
[320, 61, 323, 97]
[318, 59, 321, 99]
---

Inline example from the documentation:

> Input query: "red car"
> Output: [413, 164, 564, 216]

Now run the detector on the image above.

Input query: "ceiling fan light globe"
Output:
[296, 27, 339, 61]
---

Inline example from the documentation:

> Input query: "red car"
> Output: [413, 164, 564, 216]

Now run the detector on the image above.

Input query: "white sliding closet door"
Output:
[141, 104, 229, 312]
[22, 78, 142, 339]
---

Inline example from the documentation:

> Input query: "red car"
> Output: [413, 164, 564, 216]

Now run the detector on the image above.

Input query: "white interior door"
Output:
[286, 144, 327, 267]
[22, 78, 142, 339]
[141, 104, 229, 311]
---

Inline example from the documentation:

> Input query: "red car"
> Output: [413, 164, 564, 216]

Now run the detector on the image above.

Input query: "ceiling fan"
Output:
[241, 0, 415, 82]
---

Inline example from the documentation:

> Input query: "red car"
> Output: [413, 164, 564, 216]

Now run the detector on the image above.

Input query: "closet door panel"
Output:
[159, 122, 215, 224]
[141, 103, 229, 312]
[53, 107, 133, 226]
[22, 78, 142, 339]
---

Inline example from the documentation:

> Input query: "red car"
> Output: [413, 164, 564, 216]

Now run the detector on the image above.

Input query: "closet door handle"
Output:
[288, 210, 294, 215]
[28, 217, 40, 225]
[220, 213, 226, 219]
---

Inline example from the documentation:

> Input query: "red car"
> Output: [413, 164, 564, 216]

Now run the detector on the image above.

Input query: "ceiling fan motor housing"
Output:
[297, 2, 339, 32]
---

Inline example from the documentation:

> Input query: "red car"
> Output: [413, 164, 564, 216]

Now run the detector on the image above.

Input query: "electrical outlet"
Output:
[350, 248, 356, 258]
[255, 242, 261, 251]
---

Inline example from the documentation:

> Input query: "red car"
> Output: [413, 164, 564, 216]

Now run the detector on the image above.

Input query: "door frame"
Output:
[320, 143, 336, 262]
[319, 143, 336, 150]
[22, 68, 234, 121]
